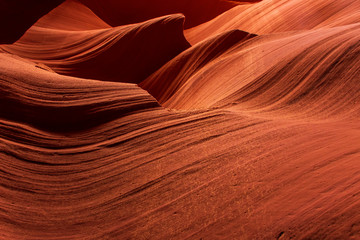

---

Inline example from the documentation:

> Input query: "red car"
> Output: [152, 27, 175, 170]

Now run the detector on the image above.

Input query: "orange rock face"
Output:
[0, 0, 360, 239]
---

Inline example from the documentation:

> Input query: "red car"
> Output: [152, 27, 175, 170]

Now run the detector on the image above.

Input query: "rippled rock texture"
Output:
[1, 0, 360, 239]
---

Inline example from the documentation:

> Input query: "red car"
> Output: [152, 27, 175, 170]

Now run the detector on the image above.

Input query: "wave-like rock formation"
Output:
[80, 0, 261, 29]
[34, 0, 110, 31]
[0, 0, 190, 83]
[185, 0, 360, 43]
[159, 24, 360, 121]
[140, 29, 257, 104]
[0, 54, 159, 131]
[1, 0, 360, 239]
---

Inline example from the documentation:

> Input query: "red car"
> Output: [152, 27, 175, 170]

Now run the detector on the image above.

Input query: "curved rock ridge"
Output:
[0, 0, 360, 239]
[1, 12, 190, 83]
[164, 23, 360, 121]
[1, 50, 360, 239]
[1, 55, 359, 238]
[34, 0, 110, 31]
[0, 53, 159, 131]
[80, 0, 261, 29]
[0, 0, 64, 44]
[185, 0, 360, 44]
[140, 29, 257, 104]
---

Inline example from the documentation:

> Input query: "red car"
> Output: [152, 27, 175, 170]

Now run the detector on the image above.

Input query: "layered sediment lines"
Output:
[150, 24, 360, 121]
[185, 0, 360, 43]
[140, 29, 257, 104]
[0, 0, 360, 239]
[0, 54, 160, 131]
[1, 53, 359, 239]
